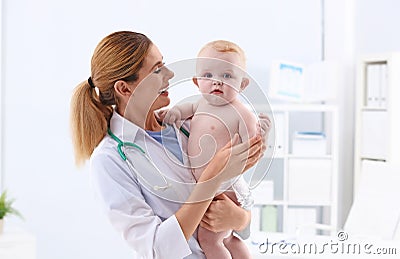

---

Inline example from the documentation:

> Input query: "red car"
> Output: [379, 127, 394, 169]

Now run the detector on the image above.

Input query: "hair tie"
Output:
[88, 77, 96, 89]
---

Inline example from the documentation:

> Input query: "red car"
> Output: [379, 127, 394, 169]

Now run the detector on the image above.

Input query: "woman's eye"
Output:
[153, 62, 165, 74]
[223, 73, 232, 79]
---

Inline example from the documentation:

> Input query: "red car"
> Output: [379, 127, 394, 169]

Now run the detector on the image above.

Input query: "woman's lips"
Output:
[160, 90, 169, 96]
[158, 86, 170, 94]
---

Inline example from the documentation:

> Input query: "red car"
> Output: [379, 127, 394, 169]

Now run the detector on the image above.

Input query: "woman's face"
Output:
[126, 44, 174, 118]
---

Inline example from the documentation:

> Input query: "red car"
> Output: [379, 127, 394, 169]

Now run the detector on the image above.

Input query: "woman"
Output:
[70, 31, 265, 259]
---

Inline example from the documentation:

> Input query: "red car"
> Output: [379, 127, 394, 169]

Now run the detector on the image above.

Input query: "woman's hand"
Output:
[200, 193, 250, 233]
[202, 133, 263, 183]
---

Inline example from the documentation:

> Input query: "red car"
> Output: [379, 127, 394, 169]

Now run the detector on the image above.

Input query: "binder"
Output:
[292, 131, 327, 156]
[366, 63, 388, 109]
[261, 205, 278, 232]
[269, 60, 338, 103]
[366, 64, 380, 107]
[379, 63, 388, 108]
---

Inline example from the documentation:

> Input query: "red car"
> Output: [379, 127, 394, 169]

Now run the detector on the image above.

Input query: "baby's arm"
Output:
[238, 107, 257, 142]
[164, 101, 199, 125]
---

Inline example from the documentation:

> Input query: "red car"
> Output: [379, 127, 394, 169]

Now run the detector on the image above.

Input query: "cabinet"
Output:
[353, 52, 400, 194]
[250, 104, 338, 237]
[0, 227, 36, 259]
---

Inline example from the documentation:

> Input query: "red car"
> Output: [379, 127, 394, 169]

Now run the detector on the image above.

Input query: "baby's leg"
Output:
[198, 226, 231, 259]
[222, 191, 252, 259]
[223, 234, 251, 259]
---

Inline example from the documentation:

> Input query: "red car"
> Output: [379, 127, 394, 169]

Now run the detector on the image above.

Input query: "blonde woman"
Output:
[70, 31, 265, 259]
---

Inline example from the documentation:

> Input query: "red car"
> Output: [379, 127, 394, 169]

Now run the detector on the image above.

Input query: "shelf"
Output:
[287, 154, 332, 159]
[250, 103, 338, 113]
[254, 201, 286, 206]
[361, 107, 387, 112]
[354, 52, 400, 194]
[271, 104, 337, 112]
[272, 154, 333, 159]
[360, 157, 386, 162]
[287, 201, 332, 207]
[250, 103, 339, 238]
[254, 201, 332, 207]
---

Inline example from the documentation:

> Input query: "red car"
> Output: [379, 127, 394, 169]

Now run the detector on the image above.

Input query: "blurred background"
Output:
[0, 0, 399, 258]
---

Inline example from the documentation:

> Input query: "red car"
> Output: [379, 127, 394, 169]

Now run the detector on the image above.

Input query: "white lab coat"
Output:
[90, 111, 249, 259]
[91, 111, 201, 259]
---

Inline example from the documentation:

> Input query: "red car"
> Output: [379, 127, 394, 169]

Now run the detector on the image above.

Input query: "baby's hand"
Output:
[258, 113, 272, 151]
[163, 108, 182, 125]
[258, 113, 271, 136]
[155, 108, 168, 122]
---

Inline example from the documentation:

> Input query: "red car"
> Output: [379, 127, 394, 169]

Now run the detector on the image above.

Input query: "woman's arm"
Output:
[91, 133, 262, 258]
[91, 152, 193, 258]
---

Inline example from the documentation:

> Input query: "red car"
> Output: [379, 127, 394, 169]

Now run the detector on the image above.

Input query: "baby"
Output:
[164, 40, 256, 259]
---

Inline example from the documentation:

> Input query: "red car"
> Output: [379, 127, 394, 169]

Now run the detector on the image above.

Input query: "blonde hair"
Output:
[70, 31, 152, 166]
[198, 40, 247, 69]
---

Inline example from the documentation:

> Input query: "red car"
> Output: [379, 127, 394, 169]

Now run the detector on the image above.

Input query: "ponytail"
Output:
[70, 81, 113, 166]
[70, 31, 152, 166]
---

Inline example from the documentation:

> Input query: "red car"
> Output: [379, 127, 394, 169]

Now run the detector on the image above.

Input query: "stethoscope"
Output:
[107, 126, 190, 191]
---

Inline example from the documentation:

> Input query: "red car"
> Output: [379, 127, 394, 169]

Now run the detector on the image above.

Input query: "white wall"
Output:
[355, 0, 400, 55]
[324, 0, 356, 229]
[0, 0, 3, 191]
[324, 0, 400, 228]
[2, 1, 322, 258]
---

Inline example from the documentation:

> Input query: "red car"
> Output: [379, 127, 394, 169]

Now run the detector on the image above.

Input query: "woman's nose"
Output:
[165, 66, 174, 79]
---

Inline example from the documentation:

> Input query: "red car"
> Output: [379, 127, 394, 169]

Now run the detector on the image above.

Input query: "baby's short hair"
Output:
[198, 40, 246, 69]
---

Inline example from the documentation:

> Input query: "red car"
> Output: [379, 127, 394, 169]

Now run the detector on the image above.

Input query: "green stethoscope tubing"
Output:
[107, 126, 190, 161]
[107, 126, 190, 191]
[179, 126, 190, 139]
[107, 128, 145, 161]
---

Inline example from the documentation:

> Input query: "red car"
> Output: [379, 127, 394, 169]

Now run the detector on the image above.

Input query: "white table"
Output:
[0, 227, 36, 259]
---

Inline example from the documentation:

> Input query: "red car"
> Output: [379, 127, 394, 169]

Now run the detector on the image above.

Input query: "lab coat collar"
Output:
[109, 111, 144, 142]
[109, 110, 191, 163]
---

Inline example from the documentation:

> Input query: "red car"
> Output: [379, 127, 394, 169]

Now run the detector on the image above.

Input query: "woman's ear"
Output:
[240, 77, 250, 91]
[114, 80, 133, 97]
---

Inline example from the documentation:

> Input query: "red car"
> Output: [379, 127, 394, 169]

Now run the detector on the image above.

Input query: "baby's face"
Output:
[195, 48, 246, 106]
